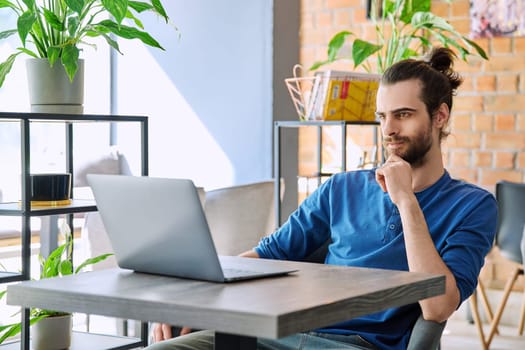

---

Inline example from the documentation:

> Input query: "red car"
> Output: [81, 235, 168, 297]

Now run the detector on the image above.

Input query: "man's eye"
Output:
[398, 111, 410, 118]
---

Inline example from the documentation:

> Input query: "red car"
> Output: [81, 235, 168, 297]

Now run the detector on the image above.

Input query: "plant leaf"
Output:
[101, 0, 128, 24]
[327, 30, 352, 61]
[43, 8, 65, 32]
[17, 11, 37, 46]
[65, 0, 85, 14]
[61, 44, 80, 82]
[59, 260, 73, 276]
[399, 0, 430, 23]
[74, 253, 113, 274]
[0, 53, 18, 88]
[0, 0, 19, 10]
[128, 1, 153, 13]
[97, 20, 164, 50]
[352, 39, 382, 68]
[151, 0, 169, 22]
[47, 46, 62, 66]
[0, 29, 17, 40]
[86, 29, 123, 54]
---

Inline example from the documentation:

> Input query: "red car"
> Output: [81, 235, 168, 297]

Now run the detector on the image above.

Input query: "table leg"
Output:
[215, 332, 256, 350]
[39, 215, 58, 258]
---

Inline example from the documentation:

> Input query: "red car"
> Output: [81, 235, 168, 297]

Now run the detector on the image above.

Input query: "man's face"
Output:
[375, 79, 435, 167]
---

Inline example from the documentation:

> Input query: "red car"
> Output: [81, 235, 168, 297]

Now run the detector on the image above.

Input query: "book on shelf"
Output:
[307, 70, 380, 122]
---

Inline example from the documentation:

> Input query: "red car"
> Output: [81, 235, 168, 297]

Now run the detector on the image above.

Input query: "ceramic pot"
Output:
[31, 314, 72, 350]
[26, 58, 84, 114]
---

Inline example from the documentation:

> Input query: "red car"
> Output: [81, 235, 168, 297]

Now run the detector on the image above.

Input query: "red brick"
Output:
[517, 152, 525, 168]
[476, 75, 496, 92]
[450, 0, 470, 18]
[518, 114, 525, 131]
[449, 168, 478, 183]
[473, 114, 494, 132]
[334, 10, 352, 27]
[447, 132, 481, 148]
[491, 37, 513, 54]
[515, 37, 525, 54]
[485, 95, 525, 113]
[485, 55, 525, 72]
[455, 95, 484, 113]
[326, 0, 360, 9]
[494, 152, 516, 169]
[480, 169, 523, 186]
[485, 133, 525, 149]
[449, 150, 471, 168]
[452, 113, 471, 131]
[497, 74, 518, 92]
[494, 114, 515, 132]
[473, 151, 493, 168]
[431, 1, 449, 17]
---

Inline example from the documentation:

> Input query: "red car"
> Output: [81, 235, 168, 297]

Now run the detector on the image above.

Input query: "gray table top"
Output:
[7, 257, 444, 339]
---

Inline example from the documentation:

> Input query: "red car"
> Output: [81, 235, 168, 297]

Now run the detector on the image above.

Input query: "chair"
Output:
[476, 181, 525, 348]
[204, 180, 277, 256]
[303, 239, 446, 349]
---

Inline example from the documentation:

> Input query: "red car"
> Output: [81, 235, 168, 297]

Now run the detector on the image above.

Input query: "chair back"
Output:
[495, 180, 525, 264]
[204, 180, 277, 256]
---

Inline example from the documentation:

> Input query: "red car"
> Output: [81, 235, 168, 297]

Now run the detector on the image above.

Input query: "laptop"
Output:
[86, 174, 297, 283]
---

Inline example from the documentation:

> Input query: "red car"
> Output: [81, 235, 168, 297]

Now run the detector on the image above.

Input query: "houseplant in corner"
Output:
[0, 0, 174, 112]
[0, 221, 112, 348]
[309, 0, 488, 73]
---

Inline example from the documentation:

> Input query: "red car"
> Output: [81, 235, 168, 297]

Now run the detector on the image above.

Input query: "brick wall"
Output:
[298, 0, 525, 190]
[298, 0, 525, 290]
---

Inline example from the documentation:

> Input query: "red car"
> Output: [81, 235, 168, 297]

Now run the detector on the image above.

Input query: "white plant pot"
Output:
[31, 314, 72, 350]
[26, 58, 85, 114]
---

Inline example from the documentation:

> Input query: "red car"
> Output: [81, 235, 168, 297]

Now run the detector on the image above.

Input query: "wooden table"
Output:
[7, 258, 445, 350]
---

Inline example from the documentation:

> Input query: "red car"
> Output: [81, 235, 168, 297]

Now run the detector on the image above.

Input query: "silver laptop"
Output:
[86, 174, 297, 282]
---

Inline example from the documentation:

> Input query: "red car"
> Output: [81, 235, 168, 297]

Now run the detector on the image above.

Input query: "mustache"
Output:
[383, 136, 409, 143]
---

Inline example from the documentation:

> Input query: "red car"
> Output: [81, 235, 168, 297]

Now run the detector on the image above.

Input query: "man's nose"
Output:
[381, 116, 399, 137]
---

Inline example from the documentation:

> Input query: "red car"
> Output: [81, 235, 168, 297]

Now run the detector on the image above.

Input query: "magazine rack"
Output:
[285, 66, 380, 122]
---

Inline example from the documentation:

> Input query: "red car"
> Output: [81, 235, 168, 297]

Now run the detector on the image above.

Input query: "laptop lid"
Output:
[86, 174, 296, 282]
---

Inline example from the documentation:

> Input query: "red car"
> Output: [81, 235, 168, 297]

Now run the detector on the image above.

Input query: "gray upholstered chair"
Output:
[204, 180, 277, 256]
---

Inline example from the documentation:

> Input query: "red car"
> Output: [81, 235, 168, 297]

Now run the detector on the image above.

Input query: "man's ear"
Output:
[433, 103, 449, 128]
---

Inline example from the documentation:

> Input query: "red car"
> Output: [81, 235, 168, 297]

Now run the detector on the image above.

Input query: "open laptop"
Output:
[86, 174, 297, 283]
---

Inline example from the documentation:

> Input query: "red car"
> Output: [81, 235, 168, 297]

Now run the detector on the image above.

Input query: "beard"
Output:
[383, 126, 433, 167]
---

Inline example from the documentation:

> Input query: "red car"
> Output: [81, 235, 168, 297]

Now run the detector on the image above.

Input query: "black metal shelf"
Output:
[0, 112, 149, 350]
[0, 199, 97, 216]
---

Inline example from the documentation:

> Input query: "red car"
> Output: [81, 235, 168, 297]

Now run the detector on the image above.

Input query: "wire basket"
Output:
[285, 66, 381, 122]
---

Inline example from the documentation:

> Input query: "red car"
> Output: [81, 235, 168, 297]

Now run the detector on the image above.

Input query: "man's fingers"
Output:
[180, 326, 192, 335]
[161, 323, 173, 339]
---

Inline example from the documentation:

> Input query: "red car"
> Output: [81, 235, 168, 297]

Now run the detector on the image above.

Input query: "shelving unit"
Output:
[0, 112, 148, 349]
[273, 120, 381, 227]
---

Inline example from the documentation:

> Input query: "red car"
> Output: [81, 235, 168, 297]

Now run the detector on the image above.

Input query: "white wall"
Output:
[114, 0, 274, 190]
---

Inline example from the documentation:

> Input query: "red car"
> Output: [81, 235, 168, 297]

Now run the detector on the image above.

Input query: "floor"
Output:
[441, 314, 525, 350]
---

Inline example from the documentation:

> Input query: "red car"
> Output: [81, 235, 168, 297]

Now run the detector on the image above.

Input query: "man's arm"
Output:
[239, 250, 260, 258]
[376, 155, 460, 322]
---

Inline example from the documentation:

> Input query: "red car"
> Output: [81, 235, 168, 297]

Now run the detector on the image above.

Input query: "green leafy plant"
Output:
[0, 0, 175, 87]
[0, 221, 112, 344]
[309, 0, 488, 73]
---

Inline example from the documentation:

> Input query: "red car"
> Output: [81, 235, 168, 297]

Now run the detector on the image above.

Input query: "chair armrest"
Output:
[407, 314, 447, 350]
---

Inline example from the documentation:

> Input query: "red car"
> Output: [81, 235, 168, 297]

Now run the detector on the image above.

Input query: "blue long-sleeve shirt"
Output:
[255, 169, 497, 349]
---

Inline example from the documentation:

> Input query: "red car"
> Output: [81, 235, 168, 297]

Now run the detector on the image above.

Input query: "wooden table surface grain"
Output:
[7, 258, 445, 340]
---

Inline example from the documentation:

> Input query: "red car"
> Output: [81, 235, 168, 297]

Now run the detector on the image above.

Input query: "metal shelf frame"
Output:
[0, 112, 149, 349]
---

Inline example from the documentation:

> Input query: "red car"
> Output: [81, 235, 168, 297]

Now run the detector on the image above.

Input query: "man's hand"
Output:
[152, 323, 192, 343]
[375, 154, 413, 205]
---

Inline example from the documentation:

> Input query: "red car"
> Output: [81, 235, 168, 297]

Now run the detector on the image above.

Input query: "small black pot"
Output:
[30, 173, 71, 201]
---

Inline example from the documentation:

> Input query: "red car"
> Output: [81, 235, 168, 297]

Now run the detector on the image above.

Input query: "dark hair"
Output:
[381, 47, 463, 140]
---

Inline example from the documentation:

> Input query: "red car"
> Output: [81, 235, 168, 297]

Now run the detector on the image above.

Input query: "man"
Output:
[148, 47, 497, 349]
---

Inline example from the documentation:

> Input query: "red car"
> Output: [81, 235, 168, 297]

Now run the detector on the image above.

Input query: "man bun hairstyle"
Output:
[381, 47, 463, 140]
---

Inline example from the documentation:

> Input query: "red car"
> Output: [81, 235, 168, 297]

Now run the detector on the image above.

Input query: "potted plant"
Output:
[0, 0, 173, 87]
[0, 221, 112, 347]
[309, 0, 488, 73]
